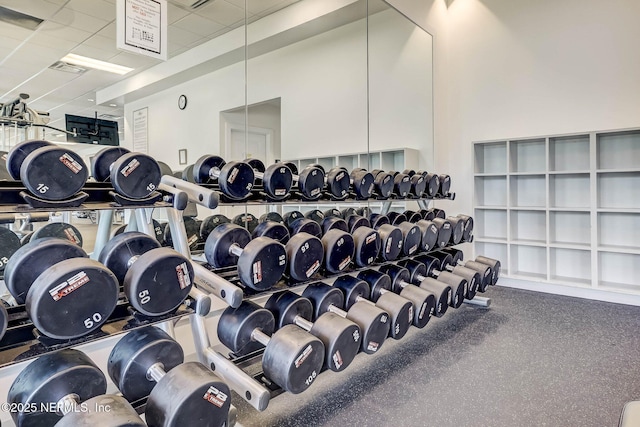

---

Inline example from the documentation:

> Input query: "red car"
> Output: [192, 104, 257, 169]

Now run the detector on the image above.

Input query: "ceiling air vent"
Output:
[0, 6, 43, 31]
[190, 0, 214, 9]
[48, 61, 88, 74]
[98, 114, 122, 120]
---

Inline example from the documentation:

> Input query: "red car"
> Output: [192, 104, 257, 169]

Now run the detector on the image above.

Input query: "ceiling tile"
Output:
[82, 34, 119, 52]
[28, 33, 79, 51]
[97, 22, 116, 38]
[172, 13, 224, 37]
[37, 21, 93, 43]
[195, 0, 245, 26]
[245, 0, 292, 15]
[109, 51, 161, 69]
[0, 23, 34, 41]
[0, 34, 23, 50]
[50, 7, 111, 33]
[167, 2, 190, 24]
[167, 25, 202, 45]
[0, 0, 63, 20]
[65, 0, 116, 20]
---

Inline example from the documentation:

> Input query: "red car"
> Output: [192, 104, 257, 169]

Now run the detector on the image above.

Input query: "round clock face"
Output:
[178, 95, 187, 110]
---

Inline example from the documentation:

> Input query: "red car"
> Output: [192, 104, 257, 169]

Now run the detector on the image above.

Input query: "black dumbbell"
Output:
[323, 208, 342, 218]
[398, 259, 451, 317]
[109, 326, 231, 427]
[386, 211, 407, 226]
[164, 216, 201, 251]
[311, 164, 351, 199]
[352, 226, 381, 267]
[0, 149, 11, 180]
[457, 214, 474, 242]
[429, 208, 447, 219]
[193, 155, 255, 200]
[218, 300, 325, 394]
[157, 160, 173, 177]
[340, 207, 356, 219]
[100, 232, 193, 316]
[401, 170, 427, 197]
[233, 212, 259, 233]
[413, 218, 439, 252]
[5, 238, 118, 339]
[415, 170, 440, 197]
[91, 146, 162, 199]
[359, 268, 435, 329]
[8, 349, 146, 427]
[378, 263, 436, 328]
[285, 232, 325, 282]
[427, 251, 482, 300]
[266, 291, 361, 372]
[284, 162, 298, 175]
[369, 169, 395, 198]
[321, 215, 349, 235]
[345, 214, 371, 234]
[31, 222, 83, 247]
[245, 158, 293, 200]
[349, 168, 375, 199]
[302, 282, 390, 355]
[253, 213, 290, 244]
[0, 227, 20, 273]
[432, 216, 452, 248]
[291, 164, 326, 200]
[333, 275, 412, 340]
[200, 214, 230, 241]
[389, 170, 411, 198]
[414, 253, 468, 308]
[438, 174, 452, 196]
[205, 223, 286, 290]
[447, 215, 466, 245]
[7, 139, 88, 200]
[402, 209, 424, 223]
[304, 209, 325, 225]
[368, 214, 404, 262]
[322, 228, 355, 274]
[284, 210, 322, 237]
[395, 220, 422, 257]
[441, 248, 500, 287]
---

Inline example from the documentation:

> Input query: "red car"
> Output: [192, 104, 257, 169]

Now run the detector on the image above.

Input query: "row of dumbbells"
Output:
[179, 155, 452, 201]
[216, 249, 500, 397]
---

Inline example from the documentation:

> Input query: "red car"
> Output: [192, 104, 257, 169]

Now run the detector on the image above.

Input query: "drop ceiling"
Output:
[0, 0, 300, 142]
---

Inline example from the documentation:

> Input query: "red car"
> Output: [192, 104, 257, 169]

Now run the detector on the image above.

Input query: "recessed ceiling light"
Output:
[60, 54, 133, 75]
[109, 103, 117, 107]
[87, 98, 94, 102]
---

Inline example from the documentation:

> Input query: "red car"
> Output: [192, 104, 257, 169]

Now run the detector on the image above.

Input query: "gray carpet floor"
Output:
[233, 286, 640, 427]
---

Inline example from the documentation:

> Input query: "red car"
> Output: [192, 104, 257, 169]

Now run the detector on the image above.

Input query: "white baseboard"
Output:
[498, 277, 640, 307]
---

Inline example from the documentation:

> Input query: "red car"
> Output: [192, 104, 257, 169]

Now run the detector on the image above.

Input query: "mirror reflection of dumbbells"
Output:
[332, 274, 413, 340]
[8, 349, 146, 427]
[218, 300, 325, 394]
[266, 291, 361, 372]
[358, 268, 436, 329]
[244, 158, 293, 201]
[191, 155, 255, 200]
[283, 163, 327, 201]
[348, 168, 375, 200]
[109, 326, 232, 427]
[91, 146, 162, 201]
[4, 238, 118, 339]
[302, 282, 390, 354]
[99, 232, 194, 316]
[6, 139, 88, 201]
[302, 164, 351, 200]
[203, 222, 287, 291]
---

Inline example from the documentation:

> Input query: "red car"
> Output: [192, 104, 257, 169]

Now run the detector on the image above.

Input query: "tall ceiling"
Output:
[0, 0, 299, 141]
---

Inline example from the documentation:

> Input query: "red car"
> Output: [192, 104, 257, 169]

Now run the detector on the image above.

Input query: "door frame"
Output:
[224, 122, 274, 164]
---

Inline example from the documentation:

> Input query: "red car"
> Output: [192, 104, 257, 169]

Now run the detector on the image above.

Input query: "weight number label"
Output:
[139, 289, 151, 304]
[84, 312, 103, 329]
[36, 184, 49, 194]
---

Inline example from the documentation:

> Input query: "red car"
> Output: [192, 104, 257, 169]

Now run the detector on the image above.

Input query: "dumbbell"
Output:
[359, 268, 435, 329]
[438, 174, 452, 196]
[99, 232, 193, 316]
[0, 150, 11, 180]
[232, 212, 259, 233]
[109, 326, 231, 427]
[157, 160, 173, 176]
[432, 216, 452, 248]
[389, 170, 411, 198]
[401, 209, 425, 223]
[204, 223, 286, 290]
[351, 226, 381, 267]
[323, 208, 342, 218]
[400, 170, 427, 197]
[397, 211, 438, 253]
[253, 213, 290, 244]
[114, 219, 167, 245]
[283, 210, 322, 237]
[414, 253, 468, 308]
[290, 164, 326, 200]
[333, 274, 412, 339]
[349, 168, 375, 199]
[369, 169, 395, 198]
[441, 248, 500, 287]
[6, 139, 88, 200]
[397, 259, 451, 317]
[428, 251, 482, 300]
[368, 214, 404, 262]
[412, 170, 440, 197]
[457, 214, 474, 242]
[322, 228, 355, 274]
[200, 214, 230, 241]
[285, 231, 325, 282]
[266, 291, 361, 372]
[245, 158, 293, 200]
[8, 349, 146, 427]
[321, 215, 349, 235]
[218, 300, 325, 394]
[395, 219, 422, 257]
[386, 211, 407, 226]
[5, 238, 118, 339]
[310, 164, 351, 199]
[446, 215, 466, 245]
[192, 155, 255, 200]
[302, 282, 390, 354]
[345, 213, 371, 234]
[31, 222, 83, 247]
[164, 216, 201, 251]
[91, 146, 162, 199]
[305, 209, 325, 225]
[428, 208, 447, 219]
[0, 227, 20, 273]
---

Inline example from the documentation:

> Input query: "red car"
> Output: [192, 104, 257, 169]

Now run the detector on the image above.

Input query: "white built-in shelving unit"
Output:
[473, 128, 640, 294]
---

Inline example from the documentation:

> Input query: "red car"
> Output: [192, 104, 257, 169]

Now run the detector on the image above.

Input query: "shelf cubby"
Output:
[550, 173, 590, 208]
[598, 251, 640, 291]
[474, 141, 507, 174]
[597, 212, 640, 249]
[473, 208, 507, 241]
[549, 135, 590, 171]
[509, 174, 546, 207]
[550, 211, 590, 246]
[474, 176, 507, 207]
[550, 248, 591, 285]
[596, 130, 640, 170]
[509, 138, 546, 173]
[510, 244, 547, 279]
[511, 210, 546, 243]
[316, 157, 336, 171]
[597, 172, 640, 209]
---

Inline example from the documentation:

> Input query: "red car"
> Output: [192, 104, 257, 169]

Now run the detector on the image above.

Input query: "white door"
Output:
[227, 125, 274, 163]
